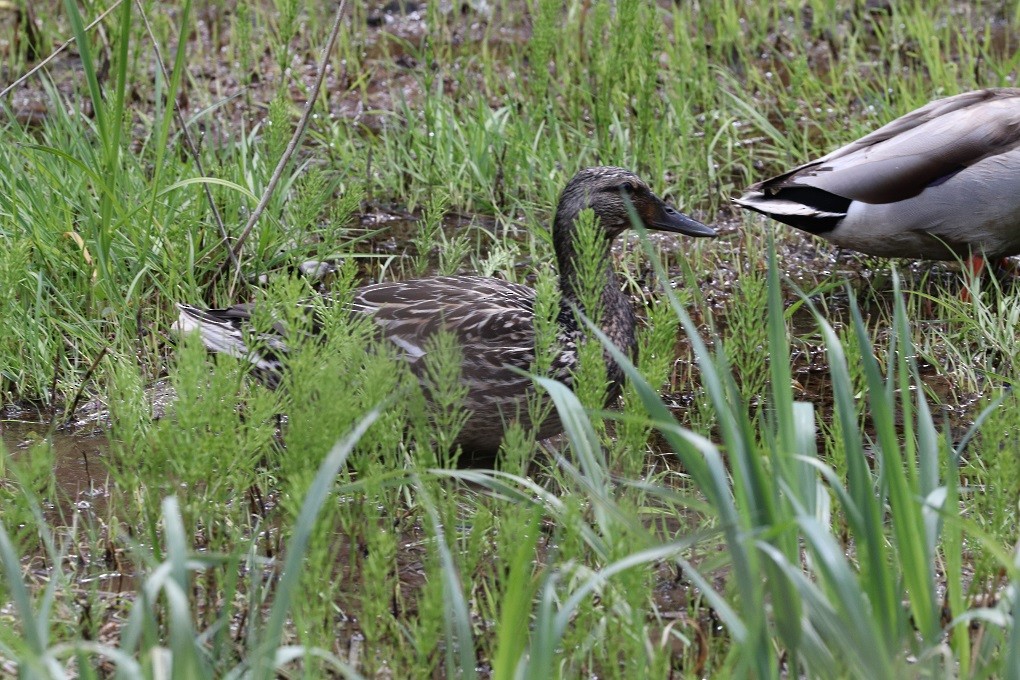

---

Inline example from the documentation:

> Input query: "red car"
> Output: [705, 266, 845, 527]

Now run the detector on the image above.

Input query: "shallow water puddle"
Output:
[1, 420, 111, 520]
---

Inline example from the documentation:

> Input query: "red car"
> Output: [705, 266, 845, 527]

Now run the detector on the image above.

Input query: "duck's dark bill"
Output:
[649, 204, 717, 238]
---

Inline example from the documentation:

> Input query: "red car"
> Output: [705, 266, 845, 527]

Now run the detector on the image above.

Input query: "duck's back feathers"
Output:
[175, 275, 570, 452]
[735, 88, 1020, 258]
[176, 275, 567, 393]
[355, 275, 553, 394]
[176, 277, 543, 371]
[352, 276, 536, 360]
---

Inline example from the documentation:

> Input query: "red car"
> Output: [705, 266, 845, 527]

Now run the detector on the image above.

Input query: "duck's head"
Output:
[553, 167, 716, 256]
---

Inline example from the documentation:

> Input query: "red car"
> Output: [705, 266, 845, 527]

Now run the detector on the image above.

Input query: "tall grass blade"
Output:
[250, 406, 382, 680]
[0, 520, 44, 661]
[160, 497, 210, 677]
[534, 375, 631, 547]
[491, 509, 542, 680]
[416, 478, 478, 680]
[61, 0, 107, 140]
[578, 311, 771, 675]
[818, 291, 899, 650]
[628, 225, 775, 676]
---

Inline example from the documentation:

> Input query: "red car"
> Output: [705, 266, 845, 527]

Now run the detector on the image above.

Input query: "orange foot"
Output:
[961, 256, 1018, 302]
[961, 255, 985, 303]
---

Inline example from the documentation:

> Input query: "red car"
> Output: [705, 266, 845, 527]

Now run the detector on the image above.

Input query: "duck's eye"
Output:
[619, 182, 635, 193]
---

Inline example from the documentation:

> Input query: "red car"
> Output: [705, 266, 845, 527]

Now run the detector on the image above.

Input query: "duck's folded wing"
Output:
[751, 89, 1020, 205]
[353, 276, 540, 374]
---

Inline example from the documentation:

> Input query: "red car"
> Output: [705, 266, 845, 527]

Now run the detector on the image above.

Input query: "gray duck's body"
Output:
[175, 166, 716, 457]
[734, 88, 1020, 260]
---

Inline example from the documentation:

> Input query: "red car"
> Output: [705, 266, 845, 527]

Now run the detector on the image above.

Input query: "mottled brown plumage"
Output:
[175, 167, 716, 456]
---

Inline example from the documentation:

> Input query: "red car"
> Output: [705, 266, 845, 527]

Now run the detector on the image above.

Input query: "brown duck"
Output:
[175, 167, 716, 456]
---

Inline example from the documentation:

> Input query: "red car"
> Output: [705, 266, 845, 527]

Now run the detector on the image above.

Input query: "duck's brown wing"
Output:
[352, 275, 540, 372]
[177, 276, 551, 395]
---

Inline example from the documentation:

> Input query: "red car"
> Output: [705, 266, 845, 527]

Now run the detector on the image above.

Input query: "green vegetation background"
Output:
[0, 1, 1018, 677]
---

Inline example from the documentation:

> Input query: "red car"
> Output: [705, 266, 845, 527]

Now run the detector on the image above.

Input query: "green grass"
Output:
[1, 0, 1019, 676]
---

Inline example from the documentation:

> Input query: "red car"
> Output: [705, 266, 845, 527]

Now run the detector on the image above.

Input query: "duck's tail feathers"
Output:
[732, 188, 847, 235]
[172, 303, 285, 387]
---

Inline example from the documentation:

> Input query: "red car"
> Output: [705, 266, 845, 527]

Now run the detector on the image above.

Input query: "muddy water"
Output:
[0, 419, 110, 518]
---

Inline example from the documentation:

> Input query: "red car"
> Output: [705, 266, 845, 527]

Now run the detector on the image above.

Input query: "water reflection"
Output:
[0, 420, 110, 518]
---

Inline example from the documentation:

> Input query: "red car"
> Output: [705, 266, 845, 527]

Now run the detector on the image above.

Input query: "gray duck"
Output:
[734, 88, 1020, 271]
[175, 166, 716, 456]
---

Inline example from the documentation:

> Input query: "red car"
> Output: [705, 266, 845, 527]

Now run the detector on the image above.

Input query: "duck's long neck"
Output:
[555, 221, 638, 359]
